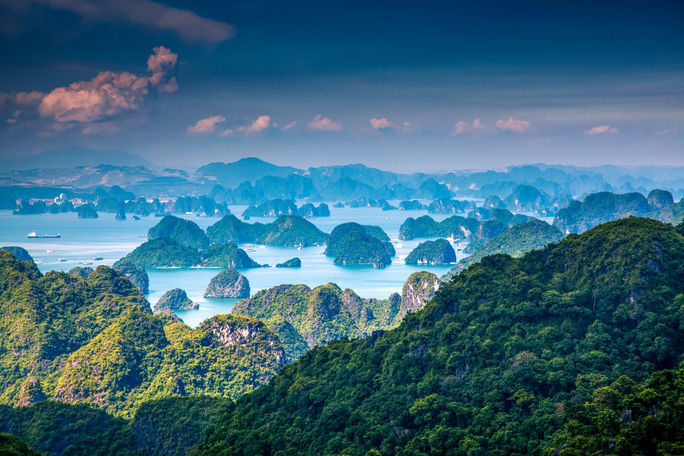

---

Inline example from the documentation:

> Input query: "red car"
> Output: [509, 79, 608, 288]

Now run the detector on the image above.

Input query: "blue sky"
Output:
[0, 0, 682, 171]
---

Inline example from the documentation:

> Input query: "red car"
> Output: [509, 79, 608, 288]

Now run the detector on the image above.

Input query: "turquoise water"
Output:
[0, 205, 467, 327]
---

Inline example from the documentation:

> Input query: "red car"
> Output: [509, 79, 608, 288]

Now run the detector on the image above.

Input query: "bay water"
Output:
[0, 204, 469, 326]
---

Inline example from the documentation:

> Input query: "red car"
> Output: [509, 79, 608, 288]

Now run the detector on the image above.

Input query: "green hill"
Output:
[325, 223, 395, 268]
[115, 238, 200, 268]
[447, 219, 564, 278]
[148, 215, 210, 250]
[0, 253, 286, 419]
[194, 218, 684, 455]
[207, 215, 328, 247]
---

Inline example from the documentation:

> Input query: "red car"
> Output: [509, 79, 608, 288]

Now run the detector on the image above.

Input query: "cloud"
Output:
[187, 115, 226, 134]
[36, 46, 178, 124]
[370, 117, 392, 129]
[15, 91, 45, 105]
[495, 117, 531, 133]
[307, 114, 342, 131]
[280, 121, 297, 131]
[243, 115, 271, 133]
[22, 0, 235, 43]
[584, 124, 618, 135]
[453, 118, 485, 135]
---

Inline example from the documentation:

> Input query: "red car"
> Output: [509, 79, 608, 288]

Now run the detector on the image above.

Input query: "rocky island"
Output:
[276, 257, 301, 268]
[117, 238, 201, 268]
[200, 243, 262, 268]
[154, 288, 198, 312]
[242, 199, 297, 218]
[206, 214, 328, 247]
[148, 215, 209, 249]
[324, 222, 394, 268]
[76, 203, 98, 219]
[404, 239, 456, 265]
[204, 269, 250, 298]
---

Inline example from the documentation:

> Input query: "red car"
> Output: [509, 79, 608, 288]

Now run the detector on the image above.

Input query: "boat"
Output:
[46, 249, 54, 253]
[58, 258, 67, 262]
[132, 215, 140, 221]
[81, 261, 93, 265]
[28, 232, 60, 239]
[93, 257, 103, 261]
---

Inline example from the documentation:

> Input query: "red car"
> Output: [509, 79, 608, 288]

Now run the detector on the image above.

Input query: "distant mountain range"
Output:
[197, 157, 301, 188]
[1, 153, 683, 210]
[3, 147, 153, 170]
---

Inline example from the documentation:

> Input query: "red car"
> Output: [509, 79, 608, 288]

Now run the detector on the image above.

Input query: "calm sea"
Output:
[0, 204, 476, 327]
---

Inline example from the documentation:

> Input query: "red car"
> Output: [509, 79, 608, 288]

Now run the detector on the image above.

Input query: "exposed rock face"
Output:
[428, 198, 474, 214]
[276, 257, 301, 268]
[405, 239, 456, 265]
[155, 288, 198, 312]
[400, 271, 441, 318]
[17, 376, 46, 406]
[647, 189, 674, 210]
[482, 195, 506, 209]
[204, 269, 250, 298]
[242, 199, 297, 218]
[114, 260, 150, 294]
[1, 246, 33, 262]
[201, 314, 286, 367]
[69, 266, 94, 279]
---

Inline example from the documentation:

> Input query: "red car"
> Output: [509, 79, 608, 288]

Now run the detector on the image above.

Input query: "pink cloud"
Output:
[453, 118, 485, 135]
[187, 115, 226, 134]
[280, 121, 297, 131]
[495, 117, 531, 133]
[370, 117, 392, 129]
[243, 115, 271, 133]
[307, 114, 342, 131]
[37, 47, 178, 124]
[15, 91, 45, 105]
[584, 125, 618, 135]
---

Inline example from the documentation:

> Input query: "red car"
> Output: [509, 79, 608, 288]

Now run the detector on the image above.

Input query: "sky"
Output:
[0, 0, 682, 172]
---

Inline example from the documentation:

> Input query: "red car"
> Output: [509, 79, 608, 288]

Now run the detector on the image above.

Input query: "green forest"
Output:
[0, 217, 682, 455]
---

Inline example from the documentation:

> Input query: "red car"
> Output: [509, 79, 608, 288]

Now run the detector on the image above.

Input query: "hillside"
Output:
[0, 254, 286, 418]
[447, 219, 564, 277]
[207, 215, 328, 247]
[232, 272, 439, 361]
[195, 218, 684, 455]
[148, 215, 210, 250]
[325, 223, 395, 268]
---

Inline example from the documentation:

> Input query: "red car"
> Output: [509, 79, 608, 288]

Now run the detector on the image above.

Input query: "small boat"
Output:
[58, 258, 67, 262]
[28, 232, 60, 239]
[93, 257, 103, 261]
[46, 249, 54, 253]
[132, 215, 140, 221]
[81, 261, 93, 265]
